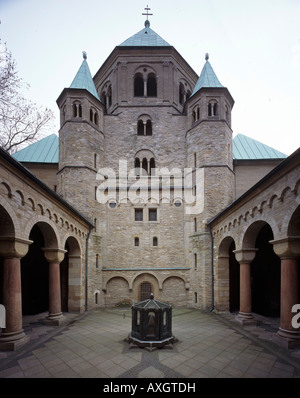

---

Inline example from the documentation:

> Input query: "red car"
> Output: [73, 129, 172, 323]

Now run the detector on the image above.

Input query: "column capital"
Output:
[0, 237, 33, 259]
[270, 237, 300, 259]
[42, 248, 67, 263]
[233, 248, 258, 264]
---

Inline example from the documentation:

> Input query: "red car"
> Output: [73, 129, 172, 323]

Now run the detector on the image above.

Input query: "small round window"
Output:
[109, 201, 117, 208]
[174, 200, 182, 207]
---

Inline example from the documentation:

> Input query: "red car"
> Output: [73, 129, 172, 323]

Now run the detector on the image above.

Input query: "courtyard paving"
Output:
[1, 308, 300, 379]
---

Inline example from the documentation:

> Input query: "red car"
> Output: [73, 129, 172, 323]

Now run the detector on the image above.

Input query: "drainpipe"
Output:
[209, 224, 214, 312]
[85, 226, 93, 312]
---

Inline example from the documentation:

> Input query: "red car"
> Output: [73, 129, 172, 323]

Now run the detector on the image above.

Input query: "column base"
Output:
[44, 312, 66, 326]
[235, 312, 257, 326]
[0, 329, 30, 351]
[272, 328, 300, 349]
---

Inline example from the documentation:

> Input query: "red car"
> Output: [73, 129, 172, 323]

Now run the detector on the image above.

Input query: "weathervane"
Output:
[142, 5, 153, 20]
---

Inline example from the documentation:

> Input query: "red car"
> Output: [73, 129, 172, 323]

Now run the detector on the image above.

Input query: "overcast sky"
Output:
[1, 0, 299, 155]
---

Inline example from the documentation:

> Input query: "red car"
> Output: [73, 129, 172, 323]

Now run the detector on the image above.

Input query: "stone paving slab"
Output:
[1, 308, 300, 379]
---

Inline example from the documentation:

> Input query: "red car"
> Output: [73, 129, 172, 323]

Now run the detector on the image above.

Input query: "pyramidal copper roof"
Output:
[12, 134, 59, 163]
[119, 20, 171, 47]
[191, 54, 224, 96]
[69, 52, 100, 101]
[233, 134, 287, 160]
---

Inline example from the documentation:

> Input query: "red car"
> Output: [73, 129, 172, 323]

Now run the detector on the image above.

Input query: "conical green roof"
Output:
[119, 20, 170, 47]
[70, 52, 100, 101]
[191, 55, 223, 96]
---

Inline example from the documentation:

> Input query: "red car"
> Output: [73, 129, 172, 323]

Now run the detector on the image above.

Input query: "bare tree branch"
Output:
[0, 39, 54, 154]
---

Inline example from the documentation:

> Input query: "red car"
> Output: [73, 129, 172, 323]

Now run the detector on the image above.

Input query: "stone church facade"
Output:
[0, 19, 299, 350]
[56, 21, 235, 311]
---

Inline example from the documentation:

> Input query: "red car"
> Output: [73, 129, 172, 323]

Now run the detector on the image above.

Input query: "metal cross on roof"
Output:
[142, 5, 153, 20]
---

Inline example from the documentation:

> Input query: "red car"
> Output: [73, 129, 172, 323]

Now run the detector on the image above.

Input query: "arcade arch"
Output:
[250, 223, 281, 317]
[0, 205, 16, 316]
[0, 204, 15, 237]
[216, 236, 240, 313]
[161, 276, 187, 306]
[288, 205, 300, 236]
[21, 224, 50, 315]
[132, 273, 159, 302]
[105, 276, 130, 307]
[61, 236, 82, 312]
[216, 222, 281, 318]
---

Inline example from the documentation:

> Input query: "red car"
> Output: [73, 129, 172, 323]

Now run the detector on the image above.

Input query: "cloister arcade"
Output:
[210, 148, 300, 348]
[0, 149, 92, 350]
[1, 144, 300, 350]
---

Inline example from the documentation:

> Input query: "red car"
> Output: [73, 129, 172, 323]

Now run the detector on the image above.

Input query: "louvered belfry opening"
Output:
[127, 293, 177, 349]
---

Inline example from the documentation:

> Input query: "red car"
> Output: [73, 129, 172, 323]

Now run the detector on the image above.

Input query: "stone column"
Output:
[234, 249, 258, 325]
[0, 237, 32, 350]
[43, 248, 67, 326]
[271, 237, 300, 348]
